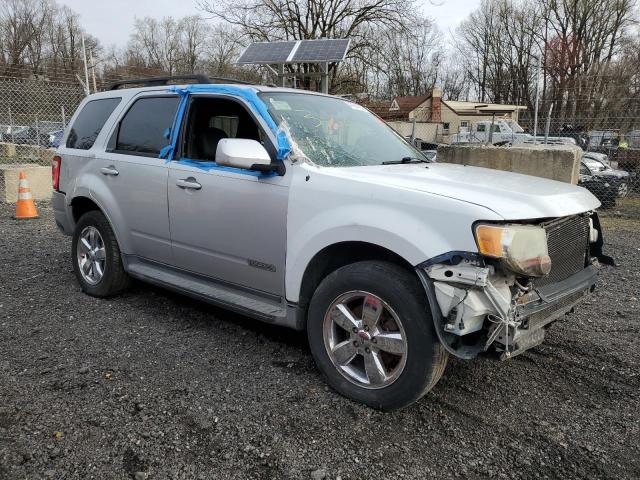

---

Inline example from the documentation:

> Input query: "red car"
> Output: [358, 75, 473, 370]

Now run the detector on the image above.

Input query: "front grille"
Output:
[534, 214, 590, 287]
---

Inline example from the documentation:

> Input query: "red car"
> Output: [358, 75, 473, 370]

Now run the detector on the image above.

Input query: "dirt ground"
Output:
[1, 201, 638, 480]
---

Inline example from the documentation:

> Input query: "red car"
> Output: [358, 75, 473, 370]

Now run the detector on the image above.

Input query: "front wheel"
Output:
[307, 261, 448, 410]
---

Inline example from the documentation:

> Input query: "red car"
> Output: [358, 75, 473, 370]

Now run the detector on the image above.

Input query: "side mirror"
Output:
[216, 138, 280, 173]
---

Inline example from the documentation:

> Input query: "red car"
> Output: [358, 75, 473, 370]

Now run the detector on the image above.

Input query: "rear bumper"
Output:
[52, 191, 73, 235]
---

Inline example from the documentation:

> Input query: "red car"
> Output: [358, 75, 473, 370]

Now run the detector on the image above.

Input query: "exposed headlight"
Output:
[474, 224, 551, 277]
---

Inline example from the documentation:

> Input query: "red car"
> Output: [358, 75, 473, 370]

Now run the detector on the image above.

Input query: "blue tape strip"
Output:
[159, 94, 190, 162]
[165, 84, 291, 161]
[173, 157, 277, 178]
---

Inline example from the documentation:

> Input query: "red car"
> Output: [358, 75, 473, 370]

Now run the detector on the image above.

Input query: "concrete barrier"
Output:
[0, 142, 17, 159]
[0, 164, 52, 203]
[437, 144, 582, 184]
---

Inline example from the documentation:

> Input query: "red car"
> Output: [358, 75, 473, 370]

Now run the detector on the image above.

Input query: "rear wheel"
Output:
[307, 261, 448, 410]
[72, 210, 131, 297]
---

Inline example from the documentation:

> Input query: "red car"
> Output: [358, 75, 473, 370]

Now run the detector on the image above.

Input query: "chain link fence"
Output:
[0, 75, 85, 182]
[1, 73, 638, 222]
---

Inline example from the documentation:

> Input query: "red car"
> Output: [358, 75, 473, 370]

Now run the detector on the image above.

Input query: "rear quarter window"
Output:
[113, 96, 180, 156]
[66, 98, 121, 150]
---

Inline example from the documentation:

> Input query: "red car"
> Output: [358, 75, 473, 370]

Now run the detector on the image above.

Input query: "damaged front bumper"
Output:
[416, 257, 598, 360]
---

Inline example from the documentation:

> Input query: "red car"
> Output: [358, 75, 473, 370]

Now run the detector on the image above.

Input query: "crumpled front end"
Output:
[417, 212, 610, 360]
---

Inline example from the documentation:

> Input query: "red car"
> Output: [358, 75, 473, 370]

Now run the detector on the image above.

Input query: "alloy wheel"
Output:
[323, 291, 408, 389]
[76, 226, 106, 285]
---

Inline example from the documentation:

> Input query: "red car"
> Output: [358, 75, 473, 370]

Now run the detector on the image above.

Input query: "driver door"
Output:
[168, 95, 290, 297]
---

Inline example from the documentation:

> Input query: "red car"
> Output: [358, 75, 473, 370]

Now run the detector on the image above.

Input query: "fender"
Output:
[285, 164, 502, 303]
[68, 173, 132, 255]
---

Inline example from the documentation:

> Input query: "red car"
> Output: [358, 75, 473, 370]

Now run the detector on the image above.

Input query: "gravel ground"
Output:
[1, 202, 638, 480]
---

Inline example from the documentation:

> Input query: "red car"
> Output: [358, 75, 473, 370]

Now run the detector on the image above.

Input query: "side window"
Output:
[114, 96, 180, 156]
[580, 164, 590, 175]
[182, 97, 267, 162]
[66, 98, 121, 150]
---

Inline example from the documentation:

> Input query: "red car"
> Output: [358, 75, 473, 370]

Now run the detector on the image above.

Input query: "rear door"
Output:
[99, 94, 181, 265]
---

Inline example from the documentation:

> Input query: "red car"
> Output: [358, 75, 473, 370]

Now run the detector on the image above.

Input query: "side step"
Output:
[125, 256, 287, 323]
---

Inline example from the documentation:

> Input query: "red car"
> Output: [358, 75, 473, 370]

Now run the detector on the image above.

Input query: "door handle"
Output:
[176, 178, 202, 190]
[100, 166, 119, 176]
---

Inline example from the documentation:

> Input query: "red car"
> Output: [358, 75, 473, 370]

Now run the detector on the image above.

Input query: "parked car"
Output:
[12, 121, 64, 146]
[581, 156, 631, 198]
[52, 76, 609, 410]
[0, 125, 28, 142]
[47, 130, 64, 148]
[578, 169, 618, 209]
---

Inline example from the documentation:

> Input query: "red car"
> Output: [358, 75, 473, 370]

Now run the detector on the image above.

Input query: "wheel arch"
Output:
[68, 192, 130, 255]
[295, 241, 418, 317]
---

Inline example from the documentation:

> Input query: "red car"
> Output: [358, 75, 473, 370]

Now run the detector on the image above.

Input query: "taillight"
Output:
[52, 155, 61, 191]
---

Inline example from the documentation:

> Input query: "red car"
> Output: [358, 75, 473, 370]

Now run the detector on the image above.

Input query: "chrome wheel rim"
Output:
[76, 226, 106, 285]
[323, 291, 407, 389]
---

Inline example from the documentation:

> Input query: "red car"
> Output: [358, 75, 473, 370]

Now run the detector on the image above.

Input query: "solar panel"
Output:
[237, 41, 297, 64]
[291, 39, 350, 62]
[236, 39, 350, 64]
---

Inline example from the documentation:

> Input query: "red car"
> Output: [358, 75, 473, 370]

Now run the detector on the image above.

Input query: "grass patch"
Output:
[599, 196, 640, 232]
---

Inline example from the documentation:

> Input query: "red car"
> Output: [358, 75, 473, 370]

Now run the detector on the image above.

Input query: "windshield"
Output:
[260, 92, 426, 167]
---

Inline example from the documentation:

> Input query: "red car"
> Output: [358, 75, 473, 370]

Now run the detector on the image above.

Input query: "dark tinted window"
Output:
[66, 98, 121, 149]
[115, 96, 180, 156]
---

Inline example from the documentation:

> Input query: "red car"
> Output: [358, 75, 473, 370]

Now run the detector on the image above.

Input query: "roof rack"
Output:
[108, 74, 255, 90]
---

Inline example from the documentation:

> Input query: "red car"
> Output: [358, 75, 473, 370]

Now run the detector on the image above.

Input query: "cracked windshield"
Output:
[261, 93, 424, 167]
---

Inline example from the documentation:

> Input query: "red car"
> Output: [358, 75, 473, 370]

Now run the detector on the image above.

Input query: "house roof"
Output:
[442, 100, 527, 114]
[386, 94, 527, 120]
[390, 95, 431, 111]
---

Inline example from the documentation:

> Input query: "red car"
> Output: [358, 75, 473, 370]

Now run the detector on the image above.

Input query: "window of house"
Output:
[113, 96, 181, 156]
[442, 122, 450, 132]
[66, 98, 121, 150]
[181, 97, 268, 162]
[477, 123, 486, 132]
[460, 120, 470, 128]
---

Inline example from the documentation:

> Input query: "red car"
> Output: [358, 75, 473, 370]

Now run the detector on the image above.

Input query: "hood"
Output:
[329, 163, 600, 220]
[593, 169, 629, 179]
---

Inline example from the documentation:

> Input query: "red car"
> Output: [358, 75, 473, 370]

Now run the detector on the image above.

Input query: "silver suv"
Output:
[52, 76, 610, 410]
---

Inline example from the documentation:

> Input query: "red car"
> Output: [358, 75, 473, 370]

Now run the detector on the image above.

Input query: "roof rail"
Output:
[108, 74, 255, 90]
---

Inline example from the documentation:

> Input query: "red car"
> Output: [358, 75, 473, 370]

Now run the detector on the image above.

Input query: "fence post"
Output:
[544, 103, 554, 144]
[8, 106, 14, 143]
[61, 106, 66, 129]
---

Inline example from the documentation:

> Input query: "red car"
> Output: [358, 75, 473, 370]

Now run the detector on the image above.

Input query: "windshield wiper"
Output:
[382, 156, 429, 165]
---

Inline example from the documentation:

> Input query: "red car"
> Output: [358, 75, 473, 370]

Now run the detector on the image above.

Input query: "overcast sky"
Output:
[58, 0, 478, 49]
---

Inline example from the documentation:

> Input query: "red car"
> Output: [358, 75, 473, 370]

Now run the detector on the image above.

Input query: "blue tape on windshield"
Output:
[163, 84, 291, 161]
[173, 158, 277, 178]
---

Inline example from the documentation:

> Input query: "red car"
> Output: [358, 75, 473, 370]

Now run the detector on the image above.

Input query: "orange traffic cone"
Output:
[14, 171, 39, 220]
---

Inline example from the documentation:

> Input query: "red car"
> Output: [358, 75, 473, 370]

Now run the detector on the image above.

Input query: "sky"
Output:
[58, 0, 480, 49]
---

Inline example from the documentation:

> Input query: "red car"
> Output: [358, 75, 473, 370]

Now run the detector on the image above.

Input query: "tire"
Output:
[307, 261, 448, 410]
[72, 210, 131, 297]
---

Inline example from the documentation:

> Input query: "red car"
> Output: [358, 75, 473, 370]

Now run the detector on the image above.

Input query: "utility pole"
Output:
[533, 55, 541, 144]
[89, 49, 98, 93]
[81, 34, 90, 96]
